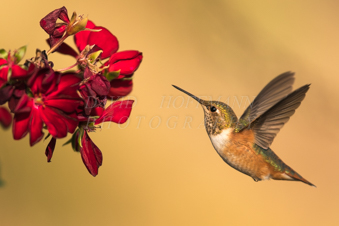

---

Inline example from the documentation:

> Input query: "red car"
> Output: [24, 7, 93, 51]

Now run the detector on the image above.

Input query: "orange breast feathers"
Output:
[218, 129, 272, 180]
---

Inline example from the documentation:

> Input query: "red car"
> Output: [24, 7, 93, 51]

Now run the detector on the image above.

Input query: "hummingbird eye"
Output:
[210, 106, 217, 112]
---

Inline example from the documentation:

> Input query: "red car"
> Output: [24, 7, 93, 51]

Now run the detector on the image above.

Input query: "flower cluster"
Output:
[0, 6, 142, 176]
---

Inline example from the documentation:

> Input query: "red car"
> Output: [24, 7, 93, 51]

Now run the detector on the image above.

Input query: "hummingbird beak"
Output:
[172, 85, 203, 104]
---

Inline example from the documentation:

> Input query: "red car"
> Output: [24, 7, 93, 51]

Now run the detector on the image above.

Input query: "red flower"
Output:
[0, 47, 35, 106]
[104, 50, 142, 99]
[74, 21, 142, 100]
[12, 69, 81, 146]
[72, 100, 134, 176]
[0, 107, 12, 128]
[0, 48, 31, 88]
[74, 20, 118, 60]
[50, 20, 142, 101]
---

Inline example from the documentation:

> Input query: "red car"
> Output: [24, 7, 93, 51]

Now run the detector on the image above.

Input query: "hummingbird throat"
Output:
[203, 104, 237, 136]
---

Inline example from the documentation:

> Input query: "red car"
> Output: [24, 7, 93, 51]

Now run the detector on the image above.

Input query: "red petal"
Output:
[41, 107, 75, 138]
[0, 67, 9, 84]
[52, 24, 67, 37]
[58, 7, 70, 23]
[40, 6, 69, 34]
[0, 59, 7, 66]
[87, 26, 119, 59]
[0, 79, 5, 88]
[109, 55, 142, 75]
[95, 100, 134, 125]
[29, 72, 45, 94]
[45, 137, 56, 162]
[74, 20, 96, 52]
[0, 85, 15, 105]
[11, 65, 29, 79]
[91, 74, 110, 96]
[63, 112, 79, 133]
[52, 108, 78, 134]
[47, 73, 81, 99]
[107, 80, 133, 100]
[80, 131, 102, 176]
[29, 107, 44, 146]
[0, 107, 12, 128]
[42, 71, 61, 95]
[40, 109, 58, 137]
[90, 107, 104, 117]
[13, 94, 31, 113]
[108, 50, 142, 64]
[44, 99, 81, 113]
[12, 111, 31, 140]
[83, 66, 93, 79]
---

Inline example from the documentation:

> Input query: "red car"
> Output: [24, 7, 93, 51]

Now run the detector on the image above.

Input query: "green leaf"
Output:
[67, 17, 88, 35]
[62, 136, 72, 146]
[105, 70, 120, 82]
[88, 50, 103, 63]
[65, 128, 80, 152]
[68, 11, 77, 27]
[78, 128, 84, 148]
[0, 49, 8, 59]
[14, 45, 27, 64]
[122, 76, 133, 81]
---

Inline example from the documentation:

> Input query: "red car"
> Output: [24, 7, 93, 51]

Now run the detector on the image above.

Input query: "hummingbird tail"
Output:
[280, 171, 316, 187]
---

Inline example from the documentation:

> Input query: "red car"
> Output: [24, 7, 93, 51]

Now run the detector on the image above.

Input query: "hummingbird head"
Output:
[172, 85, 238, 135]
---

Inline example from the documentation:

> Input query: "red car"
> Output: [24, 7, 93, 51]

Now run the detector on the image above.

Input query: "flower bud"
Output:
[66, 12, 89, 35]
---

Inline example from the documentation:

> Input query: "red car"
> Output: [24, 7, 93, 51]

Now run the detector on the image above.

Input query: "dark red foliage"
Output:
[40, 6, 70, 46]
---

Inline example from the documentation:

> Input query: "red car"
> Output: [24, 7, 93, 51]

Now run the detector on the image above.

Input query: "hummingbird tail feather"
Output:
[282, 171, 316, 187]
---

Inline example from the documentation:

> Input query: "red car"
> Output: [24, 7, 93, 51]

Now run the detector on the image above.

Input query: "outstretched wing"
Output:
[251, 84, 310, 149]
[235, 72, 295, 132]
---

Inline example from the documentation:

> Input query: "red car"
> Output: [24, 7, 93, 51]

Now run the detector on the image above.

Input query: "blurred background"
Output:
[1, 0, 338, 225]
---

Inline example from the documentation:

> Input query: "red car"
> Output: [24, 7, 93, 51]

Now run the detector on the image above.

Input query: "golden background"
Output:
[1, 0, 338, 225]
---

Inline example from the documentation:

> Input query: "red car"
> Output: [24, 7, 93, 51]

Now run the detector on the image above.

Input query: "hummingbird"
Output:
[173, 72, 315, 186]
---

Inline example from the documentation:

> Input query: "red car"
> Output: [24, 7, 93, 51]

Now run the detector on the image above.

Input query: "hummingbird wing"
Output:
[250, 84, 310, 149]
[235, 72, 295, 132]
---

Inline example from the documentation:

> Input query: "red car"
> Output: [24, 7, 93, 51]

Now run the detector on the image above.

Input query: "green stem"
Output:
[56, 62, 79, 72]
[46, 34, 69, 55]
